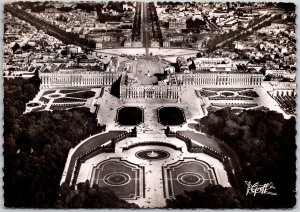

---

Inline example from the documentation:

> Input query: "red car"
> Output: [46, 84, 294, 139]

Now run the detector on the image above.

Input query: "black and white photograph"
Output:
[2, 0, 297, 209]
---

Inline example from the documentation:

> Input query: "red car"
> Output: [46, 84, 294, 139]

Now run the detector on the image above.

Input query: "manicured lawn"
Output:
[60, 89, 87, 94]
[220, 91, 235, 97]
[42, 90, 56, 95]
[238, 90, 259, 97]
[53, 98, 86, 103]
[66, 91, 96, 99]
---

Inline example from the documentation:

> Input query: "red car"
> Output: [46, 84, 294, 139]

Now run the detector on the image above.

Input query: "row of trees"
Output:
[206, 14, 280, 52]
[148, 2, 163, 45]
[3, 77, 131, 207]
[131, 2, 141, 41]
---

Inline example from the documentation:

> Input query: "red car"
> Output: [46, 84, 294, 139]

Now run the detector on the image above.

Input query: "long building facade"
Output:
[119, 74, 263, 100]
[119, 72, 263, 99]
[180, 72, 264, 86]
[119, 74, 179, 99]
[120, 84, 179, 99]
[40, 71, 263, 91]
[40, 71, 117, 88]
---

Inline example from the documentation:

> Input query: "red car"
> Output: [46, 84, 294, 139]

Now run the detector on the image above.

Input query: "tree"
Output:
[199, 108, 296, 208]
[56, 181, 139, 208]
[166, 185, 247, 208]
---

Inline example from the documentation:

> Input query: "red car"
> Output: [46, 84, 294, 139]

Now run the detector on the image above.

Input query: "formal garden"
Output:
[25, 88, 104, 113]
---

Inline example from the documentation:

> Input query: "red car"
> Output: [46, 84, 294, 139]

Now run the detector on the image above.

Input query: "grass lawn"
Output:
[66, 91, 96, 99]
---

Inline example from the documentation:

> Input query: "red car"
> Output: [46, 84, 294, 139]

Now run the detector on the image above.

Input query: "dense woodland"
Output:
[168, 108, 296, 208]
[56, 181, 138, 208]
[3, 77, 134, 208]
[167, 185, 248, 208]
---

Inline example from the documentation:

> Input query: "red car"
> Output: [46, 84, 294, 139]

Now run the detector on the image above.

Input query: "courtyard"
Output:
[122, 58, 167, 85]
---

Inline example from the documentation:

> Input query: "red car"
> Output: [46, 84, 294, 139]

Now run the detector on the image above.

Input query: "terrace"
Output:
[66, 131, 230, 208]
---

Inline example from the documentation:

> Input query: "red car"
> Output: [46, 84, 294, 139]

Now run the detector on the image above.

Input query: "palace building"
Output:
[180, 72, 263, 85]
[39, 55, 264, 93]
[119, 73, 179, 99]
[176, 57, 264, 86]
[39, 57, 120, 88]
[120, 84, 179, 99]
[40, 70, 117, 88]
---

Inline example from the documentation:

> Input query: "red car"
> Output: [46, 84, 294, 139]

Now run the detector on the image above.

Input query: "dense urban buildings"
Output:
[3, 1, 297, 209]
